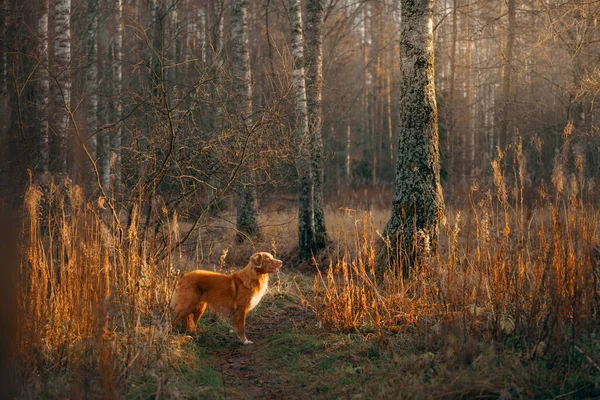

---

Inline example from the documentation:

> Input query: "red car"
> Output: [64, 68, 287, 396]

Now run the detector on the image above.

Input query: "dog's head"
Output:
[250, 252, 283, 274]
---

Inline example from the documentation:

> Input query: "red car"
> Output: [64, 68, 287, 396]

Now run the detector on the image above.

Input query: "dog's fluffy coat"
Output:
[170, 252, 282, 344]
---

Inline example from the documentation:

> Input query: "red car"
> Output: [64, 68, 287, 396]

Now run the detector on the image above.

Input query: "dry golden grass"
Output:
[16, 179, 184, 397]
[307, 136, 600, 362]
[11, 132, 600, 397]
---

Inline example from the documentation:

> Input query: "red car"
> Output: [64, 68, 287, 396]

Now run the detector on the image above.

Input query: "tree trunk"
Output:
[465, 0, 474, 175]
[230, 0, 259, 242]
[346, 122, 351, 185]
[381, 0, 445, 276]
[112, 0, 123, 190]
[54, 0, 71, 174]
[198, 7, 207, 64]
[362, 5, 370, 183]
[447, 0, 457, 191]
[305, 0, 327, 249]
[167, 0, 178, 86]
[86, 0, 98, 181]
[0, 1, 6, 106]
[499, 0, 515, 149]
[38, 0, 50, 174]
[289, 0, 315, 261]
[387, 69, 394, 166]
[210, 0, 226, 66]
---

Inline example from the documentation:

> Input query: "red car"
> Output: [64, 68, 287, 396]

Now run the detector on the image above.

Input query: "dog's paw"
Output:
[242, 339, 253, 345]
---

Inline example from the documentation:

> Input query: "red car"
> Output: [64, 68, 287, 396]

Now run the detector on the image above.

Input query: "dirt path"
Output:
[202, 305, 313, 399]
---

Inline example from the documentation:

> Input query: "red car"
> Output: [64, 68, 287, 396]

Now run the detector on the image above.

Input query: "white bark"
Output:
[0, 2, 6, 99]
[306, 0, 327, 246]
[465, 0, 475, 174]
[38, 0, 50, 173]
[289, 0, 315, 259]
[54, 0, 71, 174]
[230, 0, 259, 241]
[346, 123, 351, 184]
[199, 8, 206, 63]
[499, 0, 515, 148]
[1, 1, 9, 141]
[86, 0, 98, 164]
[387, 70, 393, 164]
[168, 0, 178, 85]
[112, 0, 123, 190]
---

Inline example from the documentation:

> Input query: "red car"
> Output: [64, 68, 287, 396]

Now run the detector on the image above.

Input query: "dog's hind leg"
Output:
[184, 312, 197, 333]
[171, 308, 194, 333]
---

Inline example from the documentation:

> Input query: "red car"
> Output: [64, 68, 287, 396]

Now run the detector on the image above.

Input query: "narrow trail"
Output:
[199, 305, 313, 399]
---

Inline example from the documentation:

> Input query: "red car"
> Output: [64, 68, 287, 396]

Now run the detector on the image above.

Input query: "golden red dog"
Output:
[170, 252, 283, 344]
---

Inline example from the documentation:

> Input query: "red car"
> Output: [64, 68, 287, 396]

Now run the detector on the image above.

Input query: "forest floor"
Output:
[18, 198, 600, 399]
[167, 273, 374, 400]
[165, 272, 599, 400]
[154, 202, 600, 399]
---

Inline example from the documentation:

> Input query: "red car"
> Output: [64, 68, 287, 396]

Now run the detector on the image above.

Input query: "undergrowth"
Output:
[306, 132, 600, 392]
[9, 128, 600, 398]
[15, 177, 192, 398]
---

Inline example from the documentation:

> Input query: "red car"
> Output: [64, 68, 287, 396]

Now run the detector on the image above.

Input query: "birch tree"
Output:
[381, 0, 445, 275]
[112, 0, 123, 189]
[230, 0, 259, 242]
[53, 0, 71, 174]
[0, 2, 6, 146]
[498, 0, 516, 149]
[38, 0, 50, 174]
[290, 0, 315, 260]
[86, 0, 98, 169]
[305, 0, 327, 248]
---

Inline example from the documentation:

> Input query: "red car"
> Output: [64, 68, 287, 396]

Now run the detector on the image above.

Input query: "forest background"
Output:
[1, 0, 600, 398]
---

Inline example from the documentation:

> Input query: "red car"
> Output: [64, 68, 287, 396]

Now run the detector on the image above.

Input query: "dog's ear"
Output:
[250, 253, 263, 266]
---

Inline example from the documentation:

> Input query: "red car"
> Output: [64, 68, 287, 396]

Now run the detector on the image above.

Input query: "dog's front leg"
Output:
[233, 308, 251, 345]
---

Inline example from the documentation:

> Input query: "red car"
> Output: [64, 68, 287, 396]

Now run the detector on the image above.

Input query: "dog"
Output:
[170, 252, 283, 344]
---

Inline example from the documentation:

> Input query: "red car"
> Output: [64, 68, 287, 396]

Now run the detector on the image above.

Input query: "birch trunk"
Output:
[362, 6, 370, 181]
[230, 0, 259, 242]
[381, 0, 445, 275]
[167, 0, 178, 86]
[387, 70, 393, 165]
[54, 0, 71, 174]
[290, 0, 315, 260]
[465, 0, 474, 173]
[38, 0, 50, 173]
[447, 0, 457, 189]
[0, 1, 6, 144]
[305, 0, 327, 248]
[86, 0, 98, 166]
[346, 123, 351, 184]
[0, 1, 6, 100]
[198, 8, 207, 64]
[112, 0, 123, 190]
[499, 0, 515, 148]
[0, 2, 5, 101]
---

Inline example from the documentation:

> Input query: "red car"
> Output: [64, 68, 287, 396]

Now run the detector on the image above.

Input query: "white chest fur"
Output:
[248, 279, 269, 311]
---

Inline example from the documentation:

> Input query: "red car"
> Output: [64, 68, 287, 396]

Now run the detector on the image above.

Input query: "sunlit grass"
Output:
[11, 130, 600, 397]
[307, 133, 600, 362]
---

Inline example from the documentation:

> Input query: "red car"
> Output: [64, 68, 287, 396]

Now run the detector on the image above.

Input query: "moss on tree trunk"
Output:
[379, 0, 445, 277]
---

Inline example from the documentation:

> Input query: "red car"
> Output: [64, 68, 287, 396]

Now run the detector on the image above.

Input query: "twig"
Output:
[574, 344, 600, 372]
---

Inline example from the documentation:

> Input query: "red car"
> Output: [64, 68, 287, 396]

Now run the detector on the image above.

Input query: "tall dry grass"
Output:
[16, 178, 182, 397]
[309, 133, 600, 358]
[11, 127, 600, 394]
